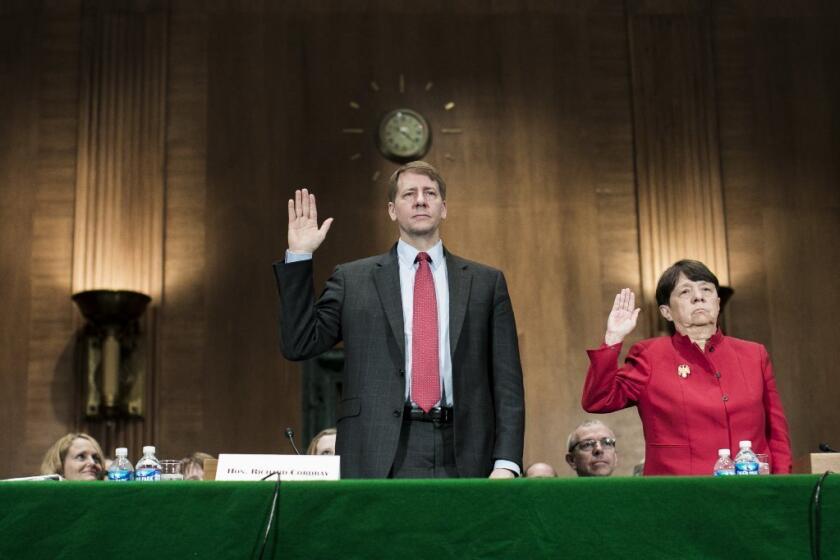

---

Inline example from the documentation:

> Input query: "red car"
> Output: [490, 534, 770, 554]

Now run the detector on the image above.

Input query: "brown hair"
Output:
[40, 433, 105, 477]
[387, 161, 447, 202]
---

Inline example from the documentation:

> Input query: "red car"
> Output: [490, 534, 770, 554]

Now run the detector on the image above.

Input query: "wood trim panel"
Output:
[21, 2, 84, 475]
[157, 0, 209, 457]
[0, 6, 40, 477]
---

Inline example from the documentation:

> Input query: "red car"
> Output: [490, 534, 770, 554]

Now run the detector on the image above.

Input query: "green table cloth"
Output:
[0, 475, 836, 559]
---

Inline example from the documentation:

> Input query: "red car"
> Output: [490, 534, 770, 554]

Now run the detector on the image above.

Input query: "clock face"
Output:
[376, 108, 431, 163]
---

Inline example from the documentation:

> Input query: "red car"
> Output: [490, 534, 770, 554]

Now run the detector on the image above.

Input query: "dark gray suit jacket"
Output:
[273, 245, 525, 478]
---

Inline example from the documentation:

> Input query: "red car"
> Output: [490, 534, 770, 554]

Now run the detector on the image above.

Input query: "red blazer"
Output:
[583, 330, 792, 475]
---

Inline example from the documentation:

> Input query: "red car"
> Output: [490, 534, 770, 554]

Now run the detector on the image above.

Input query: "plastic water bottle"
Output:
[107, 447, 135, 481]
[713, 448, 735, 476]
[734, 440, 759, 475]
[135, 445, 162, 481]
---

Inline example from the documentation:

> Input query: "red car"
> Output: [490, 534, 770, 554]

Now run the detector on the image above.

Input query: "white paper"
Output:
[215, 453, 340, 481]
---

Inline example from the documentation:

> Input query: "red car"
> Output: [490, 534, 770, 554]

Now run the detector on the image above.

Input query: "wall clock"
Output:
[376, 108, 431, 163]
[342, 75, 463, 180]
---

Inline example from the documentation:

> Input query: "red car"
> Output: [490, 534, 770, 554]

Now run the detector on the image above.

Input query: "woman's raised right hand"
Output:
[604, 288, 640, 346]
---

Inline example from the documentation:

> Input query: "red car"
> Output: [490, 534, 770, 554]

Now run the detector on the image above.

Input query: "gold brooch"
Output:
[677, 364, 691, 378]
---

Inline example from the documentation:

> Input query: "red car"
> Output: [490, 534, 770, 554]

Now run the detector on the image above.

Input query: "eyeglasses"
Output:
[570, 437, 616, 452]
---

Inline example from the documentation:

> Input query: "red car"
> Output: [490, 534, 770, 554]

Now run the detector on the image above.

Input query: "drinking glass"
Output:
[161, 460, 184, 480]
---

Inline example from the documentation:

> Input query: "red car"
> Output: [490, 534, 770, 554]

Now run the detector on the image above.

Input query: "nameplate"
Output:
[215, 454, 340, 481]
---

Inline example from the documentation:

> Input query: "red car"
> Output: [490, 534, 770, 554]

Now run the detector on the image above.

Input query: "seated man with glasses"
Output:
[565, 420, 618, 477]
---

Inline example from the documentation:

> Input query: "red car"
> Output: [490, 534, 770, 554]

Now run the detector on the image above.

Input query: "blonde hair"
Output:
[306, 427, 337, 455]
[387, 161, 447, 203]
[40, 433, 105, 476]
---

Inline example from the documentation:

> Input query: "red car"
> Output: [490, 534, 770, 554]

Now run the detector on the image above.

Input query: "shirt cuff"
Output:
[285, 250, 313, 263]
[494, 459, 521, 477]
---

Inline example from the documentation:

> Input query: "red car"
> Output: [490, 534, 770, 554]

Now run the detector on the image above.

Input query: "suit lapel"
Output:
[373, 246, 405, 360]
[446, 250, 471, 356]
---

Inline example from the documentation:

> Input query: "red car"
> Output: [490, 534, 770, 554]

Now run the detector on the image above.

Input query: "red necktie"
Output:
[412, 252, 440, 412]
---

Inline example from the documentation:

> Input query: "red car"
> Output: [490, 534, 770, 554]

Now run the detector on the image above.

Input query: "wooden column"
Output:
[72, 0, 167, 455]
[157, 0, 209, 459]
[628, 0, 729, 333]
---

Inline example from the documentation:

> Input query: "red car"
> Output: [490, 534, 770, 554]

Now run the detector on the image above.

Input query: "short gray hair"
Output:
[566, 420, 614, 452]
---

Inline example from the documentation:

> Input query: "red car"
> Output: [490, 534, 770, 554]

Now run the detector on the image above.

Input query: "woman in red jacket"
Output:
[583, 260, 792, 475]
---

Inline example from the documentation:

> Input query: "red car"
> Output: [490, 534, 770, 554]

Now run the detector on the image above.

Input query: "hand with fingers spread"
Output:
[604, 288, 640, 346]
[288, 188, 334, 254]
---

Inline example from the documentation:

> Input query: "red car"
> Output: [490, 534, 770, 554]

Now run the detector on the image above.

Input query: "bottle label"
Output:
[135, 468, 161, 481]
[735, 461, 759, 475]
[107, 470, 134, 482]
[714, 469, 735, 476]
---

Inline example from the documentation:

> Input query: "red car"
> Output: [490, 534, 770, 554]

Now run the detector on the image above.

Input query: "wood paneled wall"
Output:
[0, 1, 40, 477]
[1, 0, 838, 478]
[715, 1, 840, 460]
[628, 0, 730, 333]
[0, 1, 82, 478]
[157, 0, 211, 465]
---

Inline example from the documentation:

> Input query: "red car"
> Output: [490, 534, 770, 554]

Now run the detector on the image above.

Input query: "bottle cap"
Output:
[738, 440, 752, 449]
[143, 445, 156, 454]
[115, 447, 128, 456]
[718, 448, 730, 457]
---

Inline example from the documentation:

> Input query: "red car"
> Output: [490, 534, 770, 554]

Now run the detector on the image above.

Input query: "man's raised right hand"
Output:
[288, 188, 333, 254]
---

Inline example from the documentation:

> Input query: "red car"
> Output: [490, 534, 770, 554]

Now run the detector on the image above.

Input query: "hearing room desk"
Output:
[0, 475, 836, 559]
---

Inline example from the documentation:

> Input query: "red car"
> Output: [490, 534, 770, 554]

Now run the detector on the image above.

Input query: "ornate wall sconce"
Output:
[72, 290, 151, 419]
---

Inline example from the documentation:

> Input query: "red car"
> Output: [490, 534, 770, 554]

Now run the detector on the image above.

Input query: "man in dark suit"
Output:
[273, 161, 524, 478]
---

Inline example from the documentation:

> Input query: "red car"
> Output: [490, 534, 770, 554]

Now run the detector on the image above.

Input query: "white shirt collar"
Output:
[397, 239, 444, 270]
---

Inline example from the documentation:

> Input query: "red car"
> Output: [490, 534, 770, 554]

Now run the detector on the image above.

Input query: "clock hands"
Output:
[398, 126, 414, 140]
[375, 108, 431, 162]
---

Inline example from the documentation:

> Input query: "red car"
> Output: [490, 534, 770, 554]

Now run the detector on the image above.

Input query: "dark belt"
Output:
[404, 405, 453, 424]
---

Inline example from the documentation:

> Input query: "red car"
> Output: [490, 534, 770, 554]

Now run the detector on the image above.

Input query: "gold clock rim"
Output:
[375, 107, 433, 163]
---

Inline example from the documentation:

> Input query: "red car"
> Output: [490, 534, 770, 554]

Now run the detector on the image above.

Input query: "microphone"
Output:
[285, 427, 301, 455]
[819, 442, 838, 453]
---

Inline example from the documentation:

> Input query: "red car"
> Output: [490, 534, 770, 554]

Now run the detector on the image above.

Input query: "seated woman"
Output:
[40, 433, 105, 480]
[582, 259, 792, 475]
[306, 427, 336, 455]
